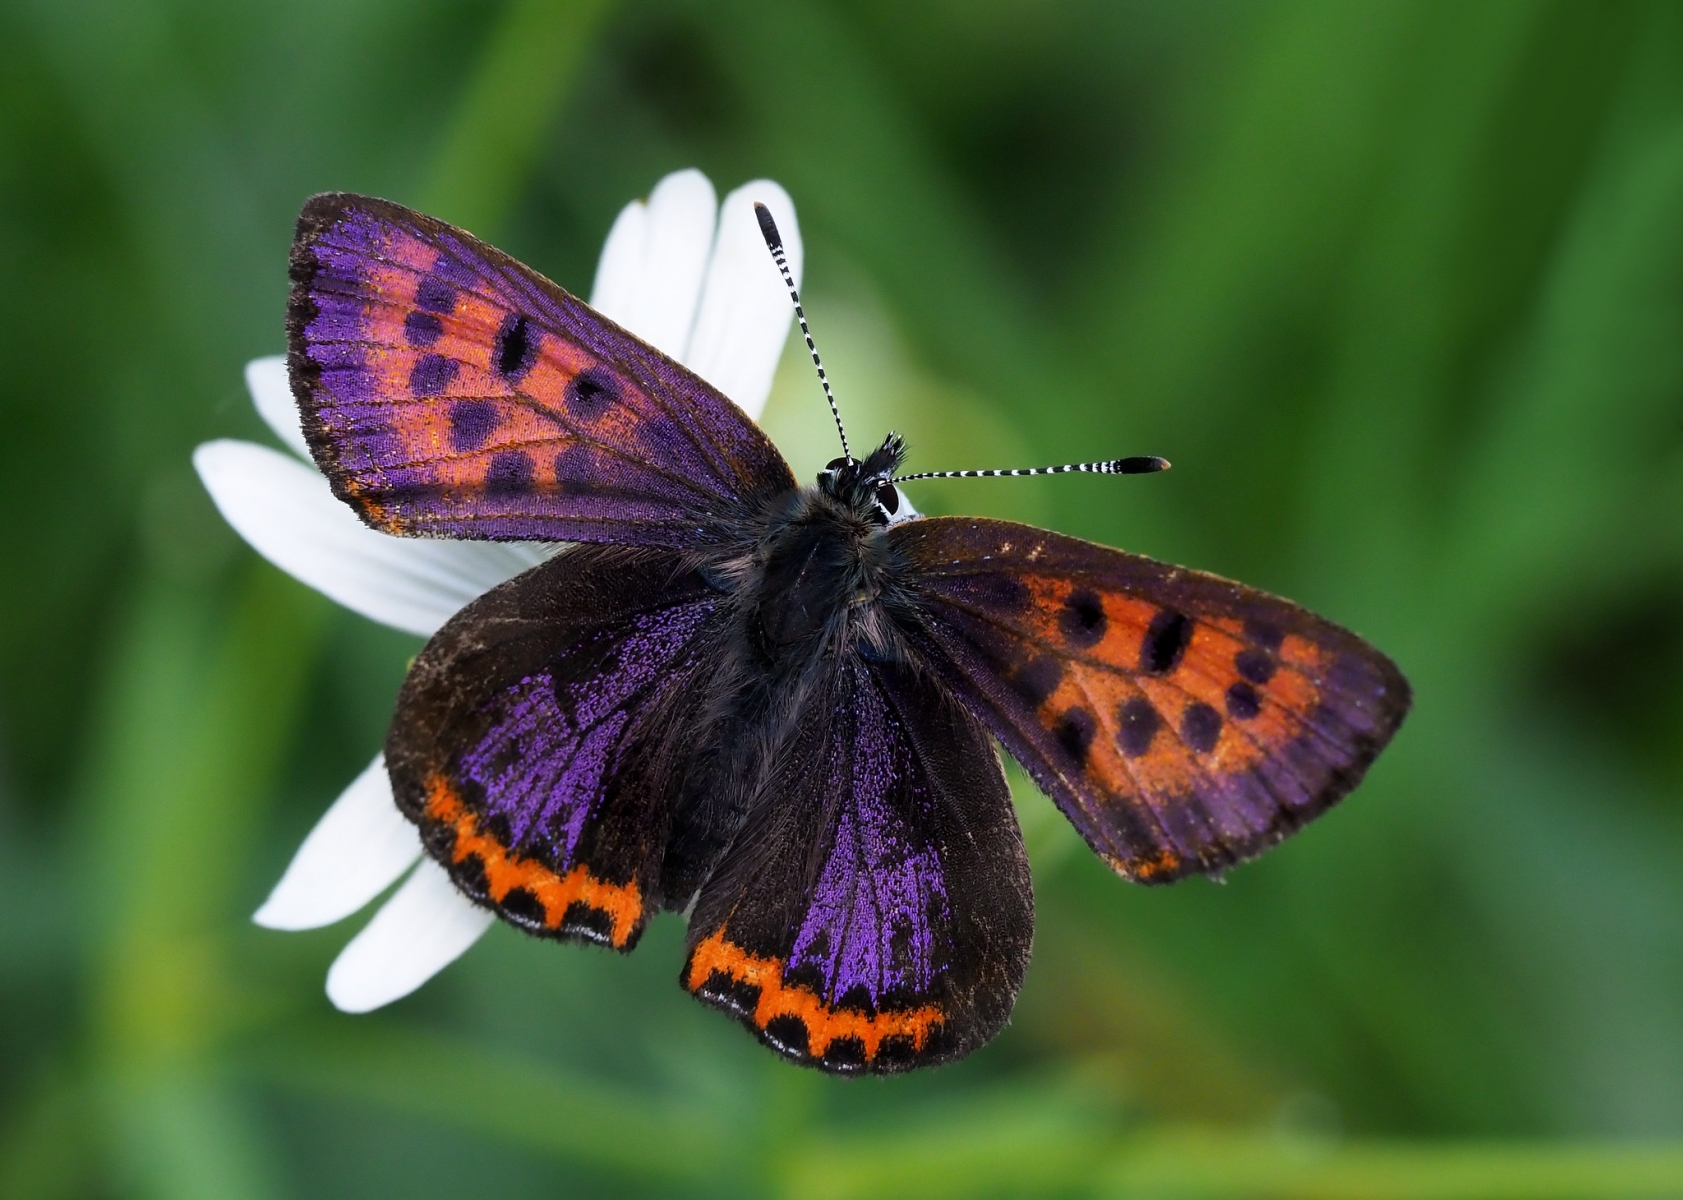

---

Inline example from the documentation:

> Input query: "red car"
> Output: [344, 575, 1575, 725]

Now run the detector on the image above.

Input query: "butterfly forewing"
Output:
[287, 193, 795, 547]
[889, 518, 1411, 882]
[387, 546, 726, 948]
[681, 657, 1032, 1073]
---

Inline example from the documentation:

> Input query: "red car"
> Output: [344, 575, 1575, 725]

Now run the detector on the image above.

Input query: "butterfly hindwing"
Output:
[680, 655, 1033, 1073]
[890, 517, 1411, 883]
[287, 193, 795, 547]
[386, 546, 726, 948]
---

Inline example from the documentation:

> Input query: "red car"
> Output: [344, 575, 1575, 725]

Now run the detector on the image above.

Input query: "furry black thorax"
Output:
[692, 432, 912, 671]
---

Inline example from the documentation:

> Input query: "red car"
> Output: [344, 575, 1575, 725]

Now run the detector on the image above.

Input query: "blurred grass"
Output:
[6, 0, 1683, 1196]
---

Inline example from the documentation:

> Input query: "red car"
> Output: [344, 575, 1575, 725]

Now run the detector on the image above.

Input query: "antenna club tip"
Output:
[753, 202, 783, 251]
[1115, 456, 1171, 474]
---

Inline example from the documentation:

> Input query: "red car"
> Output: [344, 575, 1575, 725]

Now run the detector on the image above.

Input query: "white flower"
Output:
[196, 170, 803, 1012]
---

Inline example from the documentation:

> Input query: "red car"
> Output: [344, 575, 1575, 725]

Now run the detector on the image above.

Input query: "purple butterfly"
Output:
[203, 170, 1409, 1073]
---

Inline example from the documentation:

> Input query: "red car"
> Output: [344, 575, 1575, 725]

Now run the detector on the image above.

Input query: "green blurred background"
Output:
[6, 0, 1683, 1196]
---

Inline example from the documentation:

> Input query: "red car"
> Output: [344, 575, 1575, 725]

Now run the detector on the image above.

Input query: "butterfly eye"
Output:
[825, 457, 848, 472]
[875, 483, 900, 514]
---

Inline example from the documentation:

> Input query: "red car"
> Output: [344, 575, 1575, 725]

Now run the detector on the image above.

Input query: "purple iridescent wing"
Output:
[386, 546, 726, 948]
[681, 657, 1032, 1074]
[889, 517, 1411, 883]
[287, 193, 796, 547]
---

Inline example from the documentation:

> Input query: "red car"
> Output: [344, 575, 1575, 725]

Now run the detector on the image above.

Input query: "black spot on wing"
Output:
[560, 900, 614, 945]
[498, 886, 545, 926]
[874, 1035, 919, 1070]
[452, 851, 489, 898]
[1235, 649, 1276, 685]
[415, 276, 457, 313]
[1012, 655, 1064, 707]
[1225, 681, 1261, 720]
[1141, 610, 1193, 674]
[1117, 697, 1159, 758]
[403, 310, 443, 346]
[449, 399, 497, 451]
[1182, 702, 1222, 753]
[761, 1014, 811, 1057]
[697, 970, 762, 1018]
[495, 312, 538, 382]
[566, 368, 617, 419]
[820, 1036, 868, 1072]
[1243, 618, 1285, 650]
[1059, 588, 1107, 647]
[486, 450, 534, 494]
[1055, 707, 1097, 765]
[410, 353, 458, 396]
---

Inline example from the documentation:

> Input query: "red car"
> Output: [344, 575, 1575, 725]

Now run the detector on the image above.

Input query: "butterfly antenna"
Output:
[754, 202, 851, 464]
[891, 456, 1171, 483]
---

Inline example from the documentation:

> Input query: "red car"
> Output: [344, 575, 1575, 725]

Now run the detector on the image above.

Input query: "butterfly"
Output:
[286, 191, 1411, 1074]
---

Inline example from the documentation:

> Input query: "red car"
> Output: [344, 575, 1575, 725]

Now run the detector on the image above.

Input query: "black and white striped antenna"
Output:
[754, 202, 851, 464]
[753, 203, 1169, 486]
[892, 456, 1170, 484]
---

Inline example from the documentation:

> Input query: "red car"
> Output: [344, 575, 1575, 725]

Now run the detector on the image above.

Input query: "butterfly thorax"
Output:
[690, 434, 910, 672]
[741, 486, 899, 669]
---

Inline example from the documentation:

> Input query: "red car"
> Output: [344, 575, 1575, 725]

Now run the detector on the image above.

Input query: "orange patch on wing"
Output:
[338, 246, 682, 509]
[685, 929, 944, 1061]
[1104, 847, 1181, 881]
[312, 236, 695, 531]
[991, 574, 1359, 857]
[425, 775, 642, 948]
[1016, 577, 1335, 771]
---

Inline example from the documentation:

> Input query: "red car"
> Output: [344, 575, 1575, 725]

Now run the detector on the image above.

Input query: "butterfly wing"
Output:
[287, 193, 795, 547]
[889, 517, 1411, 883]
[680, 656, 1032, 1074]
[386, 545, 727, 948]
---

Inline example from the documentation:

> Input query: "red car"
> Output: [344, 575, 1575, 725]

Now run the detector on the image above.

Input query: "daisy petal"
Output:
[245, 355, 312, 461]
[685, 180, 802, 421]
[194, 439, 547, 636]
[253, 754, 420, 931]
[588, 169, 717, 360]
[325, 858, 493, 1013]
[589, 194, 647, 323]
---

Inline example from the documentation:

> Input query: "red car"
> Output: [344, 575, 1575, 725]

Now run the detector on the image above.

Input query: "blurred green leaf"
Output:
[246, 1021, 748, 1186]
[422, 0, 615, 238]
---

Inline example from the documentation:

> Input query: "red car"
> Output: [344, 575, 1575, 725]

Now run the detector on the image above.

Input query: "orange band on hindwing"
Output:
[424, 775, 643, 948]
[684, 929, 945, 1062]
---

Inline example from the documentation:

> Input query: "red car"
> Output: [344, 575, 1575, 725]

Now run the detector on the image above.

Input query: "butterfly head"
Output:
[817, 433, 916, 528]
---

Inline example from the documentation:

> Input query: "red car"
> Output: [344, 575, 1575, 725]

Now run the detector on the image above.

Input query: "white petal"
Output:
[588, 169, 717, 360]
[194, 440, 547, 636]
[325, 858, 493, 1013]
[245, 355, 312, 461]
[685, 180, 802, 421]
[253, 754, 420, 931]
[589, 197, 647, 321]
